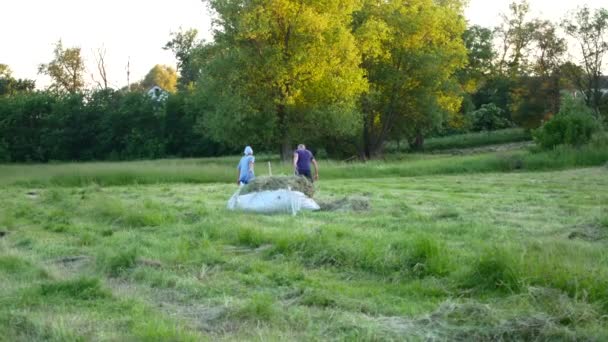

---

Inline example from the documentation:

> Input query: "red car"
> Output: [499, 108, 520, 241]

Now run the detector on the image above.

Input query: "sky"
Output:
[1, 0, 606, 89]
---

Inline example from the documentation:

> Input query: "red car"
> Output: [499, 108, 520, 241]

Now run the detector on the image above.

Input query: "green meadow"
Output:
[1, 143, 607, 340]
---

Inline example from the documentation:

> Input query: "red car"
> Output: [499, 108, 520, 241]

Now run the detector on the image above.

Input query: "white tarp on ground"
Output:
[227, 188, 320, 215]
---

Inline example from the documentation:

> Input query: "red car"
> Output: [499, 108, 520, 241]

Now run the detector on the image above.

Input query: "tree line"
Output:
[1, 0, 607, 162]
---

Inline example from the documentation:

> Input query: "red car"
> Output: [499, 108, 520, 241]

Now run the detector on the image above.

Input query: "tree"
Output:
[495, 1, 540, 76]
[355, 0, 467, 155]
[164, 29, 206, 88]
[0, 64, 11, 78]
[200, 0, 367, 159]
[562, 6, 608, 114]
[0, 64, 35, 96]
[140, 65, 177, 93]
[38, 40, 86, 93]
[91, 47, 109, 90]
[457, 25, 496, 120]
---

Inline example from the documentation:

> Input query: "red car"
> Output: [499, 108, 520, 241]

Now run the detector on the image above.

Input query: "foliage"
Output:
[0, 65, 35, 96]
[139, 64, 177, 93]
[561, 6, 608, 114]
[38, 40, 85, 93]
[355, 0, 467, 156]
[163, 29, 206, 89]
[200, 0, 367, 158]
[467, 103, 513, 131]
[0, 89, 224, 162]
[458, 25, 495, 95]
[533, 95, 600, 149]
[494, 0, 540, 76]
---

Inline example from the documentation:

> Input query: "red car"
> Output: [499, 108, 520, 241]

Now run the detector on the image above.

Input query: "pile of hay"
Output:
[317, 196, 371, 212]
[241, 176, 315, 198]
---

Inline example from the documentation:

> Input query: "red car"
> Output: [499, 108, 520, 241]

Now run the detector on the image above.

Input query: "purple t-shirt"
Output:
[295, 149, 314, 172]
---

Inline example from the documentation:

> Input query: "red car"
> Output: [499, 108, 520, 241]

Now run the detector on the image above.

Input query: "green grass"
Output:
[1, 141, 606, 188]
[421, 128, 532, 151]
[1, 147, 607, 339]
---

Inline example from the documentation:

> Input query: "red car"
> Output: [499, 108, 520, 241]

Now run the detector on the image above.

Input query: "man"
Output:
[237, 146, 255, 185]
[293, 144, 319, 182]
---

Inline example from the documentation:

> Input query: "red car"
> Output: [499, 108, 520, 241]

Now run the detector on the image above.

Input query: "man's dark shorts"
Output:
[297, 169, 313, 182]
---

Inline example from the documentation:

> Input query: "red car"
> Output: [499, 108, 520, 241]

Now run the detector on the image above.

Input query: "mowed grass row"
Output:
[1, 167, 607, 340]
[385, 128, 532, 152]
[1, 141, 607, 187]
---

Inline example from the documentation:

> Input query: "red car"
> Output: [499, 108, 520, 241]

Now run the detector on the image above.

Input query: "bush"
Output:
[0, 140, 9, 162]
[533, 96, 600, 149]
[467, 103, 513, 132]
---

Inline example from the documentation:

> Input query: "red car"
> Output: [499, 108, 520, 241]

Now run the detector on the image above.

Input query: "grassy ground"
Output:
[422, 128, 532, 152]
[1, 152, 607, 340]
[1, 142, 607, 188]
[386, 128, 531, 153]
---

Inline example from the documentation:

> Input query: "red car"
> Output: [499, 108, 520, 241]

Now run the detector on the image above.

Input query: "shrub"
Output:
[467, 103, 513, 132]
[533, 95, 600, 149]
[0, 140, 9, 162]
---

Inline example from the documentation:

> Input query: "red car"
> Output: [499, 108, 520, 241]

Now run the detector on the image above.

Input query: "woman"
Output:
[236, 146, 255, 185]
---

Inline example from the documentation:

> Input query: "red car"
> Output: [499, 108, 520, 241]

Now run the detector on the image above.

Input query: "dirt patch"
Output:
[241, 176, 314, 198]
[317, 196, 371, 212]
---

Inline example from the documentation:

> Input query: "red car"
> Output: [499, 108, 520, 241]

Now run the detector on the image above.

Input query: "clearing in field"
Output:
[1, 151, 607, 340]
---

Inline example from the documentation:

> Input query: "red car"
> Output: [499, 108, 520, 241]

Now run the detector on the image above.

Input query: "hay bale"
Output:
[241, 176, 315, 198]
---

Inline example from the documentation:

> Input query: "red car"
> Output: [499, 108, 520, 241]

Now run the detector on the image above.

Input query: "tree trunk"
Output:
[281, 138, 291, 162]
[277, 103, 291, 162]
[409, 132, 424, 151]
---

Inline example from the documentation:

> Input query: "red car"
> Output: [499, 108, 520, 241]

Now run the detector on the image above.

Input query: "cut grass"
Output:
[0, 156, 607, 339]
[1, 142, 606, 188]
[421, 128, 532, 152]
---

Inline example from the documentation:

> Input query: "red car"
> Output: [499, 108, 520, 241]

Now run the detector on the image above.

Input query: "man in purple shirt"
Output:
[293, 144, 319, 182]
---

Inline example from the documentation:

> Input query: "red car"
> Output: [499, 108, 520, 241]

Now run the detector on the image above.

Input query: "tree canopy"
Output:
[38, 40, 85, 93]
[200, 0, 368, 158]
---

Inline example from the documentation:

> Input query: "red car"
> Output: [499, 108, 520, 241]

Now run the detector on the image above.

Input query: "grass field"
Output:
[385, 128, 532, 153]
[1, 141, 607, 188]
[1, 147, 607, 340]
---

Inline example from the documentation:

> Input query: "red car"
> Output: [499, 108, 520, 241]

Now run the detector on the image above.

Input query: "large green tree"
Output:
[200, 0, 367, 159]
[139, 64, 178, 93]
[355, 0, 467, 155]
[38, 40, 85, 93]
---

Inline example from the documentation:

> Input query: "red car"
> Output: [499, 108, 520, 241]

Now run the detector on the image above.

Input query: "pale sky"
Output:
[1, 0, 606, 89]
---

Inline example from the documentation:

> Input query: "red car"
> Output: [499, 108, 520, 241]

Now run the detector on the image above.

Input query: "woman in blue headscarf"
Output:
[236, 146, 255, 185]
